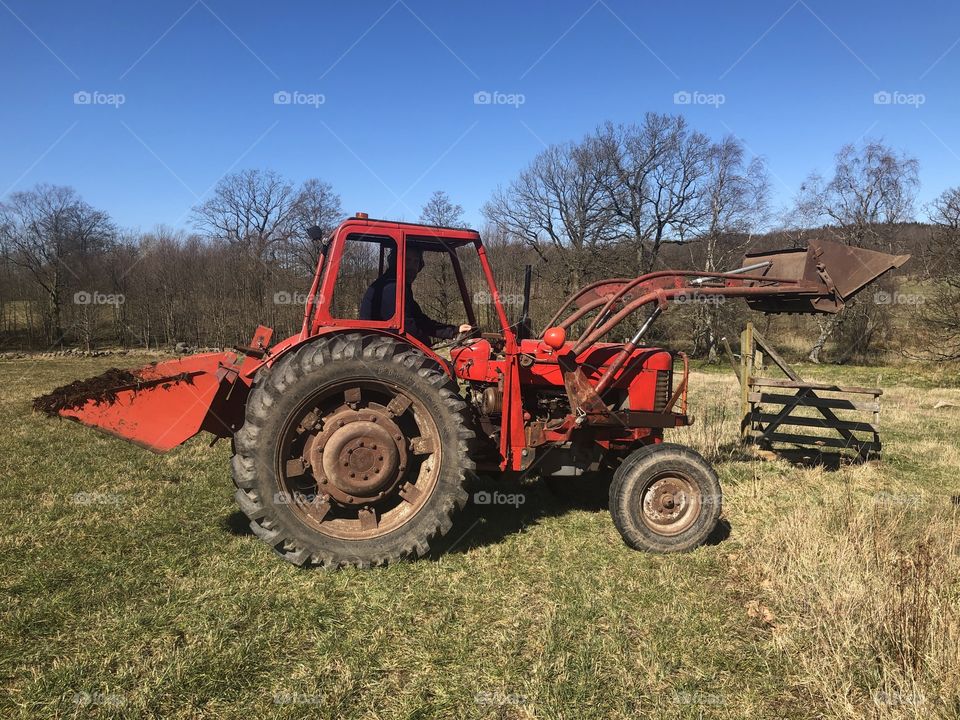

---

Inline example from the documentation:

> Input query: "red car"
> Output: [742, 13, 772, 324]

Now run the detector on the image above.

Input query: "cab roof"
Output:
[337, 216, 481, 247]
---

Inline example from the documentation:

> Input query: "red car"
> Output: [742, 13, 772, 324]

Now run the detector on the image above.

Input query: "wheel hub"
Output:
[641, 475, 701, 536]
[308, 409, 408, 504]
[278, 378, 444, 542]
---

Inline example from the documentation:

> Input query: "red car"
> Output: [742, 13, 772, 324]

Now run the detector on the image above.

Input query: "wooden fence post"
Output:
[739, 322, 754, 440]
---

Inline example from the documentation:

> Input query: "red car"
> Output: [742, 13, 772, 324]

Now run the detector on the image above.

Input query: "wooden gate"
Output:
[726, 323, 882, 461]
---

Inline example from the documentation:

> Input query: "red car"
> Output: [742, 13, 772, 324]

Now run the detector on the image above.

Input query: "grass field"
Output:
[1, 355, 959, 719]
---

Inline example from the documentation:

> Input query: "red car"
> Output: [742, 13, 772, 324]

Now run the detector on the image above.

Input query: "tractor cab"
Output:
[303, 214, 510, 355]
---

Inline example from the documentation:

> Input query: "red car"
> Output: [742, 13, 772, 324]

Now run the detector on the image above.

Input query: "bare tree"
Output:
[928, 187, 960, 261]
[794, 141, 919, 361]
[918, 187, 960, 359]
[416, 191, 466, 323]
[0, 184, 114, 343]
[290, 178, 343, 273]
[796, 141, 919, 248]
[192, 169, 316, 321]
[595, 115, 713, 273]
[483, 139, 616, 290]
[693, 137, 770, 268]
[687, 136, 770, 360]
[192, 169, 299, 259]
[419, 190, 464, 227]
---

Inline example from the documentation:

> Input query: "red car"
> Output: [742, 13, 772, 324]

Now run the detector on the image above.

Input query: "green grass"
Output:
[1, 356, 958, 719]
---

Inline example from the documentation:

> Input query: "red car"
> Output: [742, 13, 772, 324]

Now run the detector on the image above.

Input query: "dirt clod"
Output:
[32, 368, 141, 416]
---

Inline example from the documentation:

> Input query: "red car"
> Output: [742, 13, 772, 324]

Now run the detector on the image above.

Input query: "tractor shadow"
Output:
[705, 517, 732, 546]
[223, 510, 255, 537]
[428, 476, 597, 558]
[220, 474, 734, 556]
[430, 472, 733, 558]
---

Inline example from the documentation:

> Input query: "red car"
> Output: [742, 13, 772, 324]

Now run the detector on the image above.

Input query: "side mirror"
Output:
[306, 225, 324, 242]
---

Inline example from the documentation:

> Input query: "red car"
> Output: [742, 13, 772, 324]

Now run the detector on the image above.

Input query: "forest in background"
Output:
[3, 113, 960, 364]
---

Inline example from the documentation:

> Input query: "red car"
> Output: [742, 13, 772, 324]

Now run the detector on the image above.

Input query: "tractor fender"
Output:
[240, 328, 454, 382]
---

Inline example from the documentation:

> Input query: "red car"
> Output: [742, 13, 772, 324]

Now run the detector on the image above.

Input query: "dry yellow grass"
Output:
[671, 370, 960, 719]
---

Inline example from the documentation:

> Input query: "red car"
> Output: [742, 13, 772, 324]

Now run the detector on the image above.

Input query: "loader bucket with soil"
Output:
[34, 352, 243, 451]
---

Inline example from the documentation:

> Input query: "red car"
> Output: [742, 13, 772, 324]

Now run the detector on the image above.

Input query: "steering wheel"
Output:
[432, 327, 478, 351]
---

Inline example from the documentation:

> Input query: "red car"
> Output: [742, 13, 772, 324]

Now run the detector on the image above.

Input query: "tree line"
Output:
[2, 112, 958, 363]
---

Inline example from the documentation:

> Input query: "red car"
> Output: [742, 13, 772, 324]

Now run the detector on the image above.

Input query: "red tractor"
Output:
[38, 215, 908, 567]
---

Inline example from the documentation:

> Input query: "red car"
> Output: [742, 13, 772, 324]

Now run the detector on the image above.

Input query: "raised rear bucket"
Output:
[740, 239, 910, 314]
[33, 352, 243, 452]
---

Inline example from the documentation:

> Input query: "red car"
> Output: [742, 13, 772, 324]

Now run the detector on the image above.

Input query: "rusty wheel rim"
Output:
[639, 473, 701, 536]
[276, 380, 441, 540]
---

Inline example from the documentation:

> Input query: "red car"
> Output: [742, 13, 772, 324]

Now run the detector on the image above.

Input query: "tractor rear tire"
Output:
[231, 333, 476, 568]
[608, 443, 721, 553]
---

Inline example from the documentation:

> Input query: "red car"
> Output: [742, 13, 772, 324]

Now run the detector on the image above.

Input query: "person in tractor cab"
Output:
[360, 247, 471, 345]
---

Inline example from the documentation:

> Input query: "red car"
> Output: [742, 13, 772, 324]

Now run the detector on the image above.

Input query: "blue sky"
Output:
[2, 0, 959, 231]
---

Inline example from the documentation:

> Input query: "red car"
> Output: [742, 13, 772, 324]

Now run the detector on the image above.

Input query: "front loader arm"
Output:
[551, 239, 909, 415]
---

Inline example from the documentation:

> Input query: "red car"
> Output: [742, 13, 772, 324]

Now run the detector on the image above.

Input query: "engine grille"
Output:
[654, 369, 672, 412]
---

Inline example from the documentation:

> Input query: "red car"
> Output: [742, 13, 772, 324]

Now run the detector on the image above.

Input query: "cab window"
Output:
[329, 233, 397, 321]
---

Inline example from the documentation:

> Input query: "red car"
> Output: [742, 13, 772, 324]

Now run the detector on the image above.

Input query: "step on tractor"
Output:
[37, 215, 908, 568]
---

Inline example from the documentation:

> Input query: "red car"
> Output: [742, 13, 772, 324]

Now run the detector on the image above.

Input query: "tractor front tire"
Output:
[231, 333, 476, 568]
[608, 443, 721, 553]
